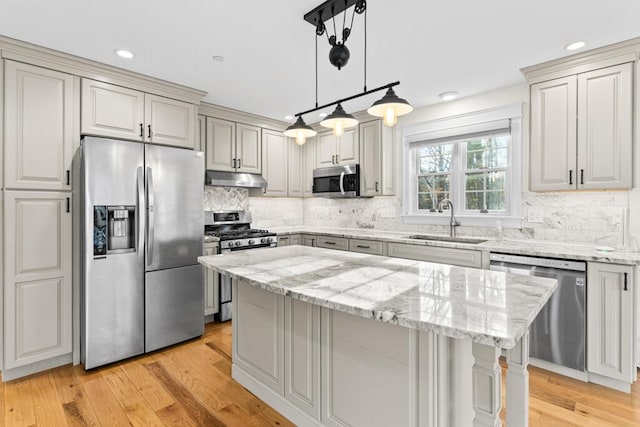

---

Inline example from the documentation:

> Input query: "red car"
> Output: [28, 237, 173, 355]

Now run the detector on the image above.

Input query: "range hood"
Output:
[205, 170, 268, 189]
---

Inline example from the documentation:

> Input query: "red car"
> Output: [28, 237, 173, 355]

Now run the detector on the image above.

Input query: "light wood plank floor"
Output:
[2, 322, 639, 426]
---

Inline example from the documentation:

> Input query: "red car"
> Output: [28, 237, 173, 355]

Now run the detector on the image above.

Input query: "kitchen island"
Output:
[199, 246, 557, 427]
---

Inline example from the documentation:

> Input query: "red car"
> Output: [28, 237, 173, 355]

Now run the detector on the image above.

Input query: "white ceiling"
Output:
[1, 0, 639, 124]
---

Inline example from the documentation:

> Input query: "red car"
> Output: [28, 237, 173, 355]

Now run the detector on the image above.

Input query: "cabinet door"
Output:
[203, 244, 218, 316]
[5, 61, 76, 190]
[290, 235, 302, 246]
[81, 79, 144, 141]
[145, 94, 196, 149]
[577, 63, 632, 190]
[3, 191, 72, 369]
[303, 136, 317, 197]
[205, 117, 235, 172]
[587, 262, 634, 383]
[262, 130, 288, 196]
[302, 235, 316, 247]
[316, 131, 336, 168]
[288, 139, 303, 197]
[530, 76, 577, 191]
[197, 114, 205, 152]
[285, 298, 321, 419]
[237, 123, 262, 173]
[337, 127, 359, 165]
[278, 236, 290, 247]
[359, 120, 381, 196]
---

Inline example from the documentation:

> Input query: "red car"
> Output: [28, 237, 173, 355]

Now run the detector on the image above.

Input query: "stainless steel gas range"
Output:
[204, 210, 277, 321]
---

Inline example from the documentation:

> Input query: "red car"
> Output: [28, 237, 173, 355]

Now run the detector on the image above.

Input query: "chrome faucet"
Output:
[438, 199, 460, 237]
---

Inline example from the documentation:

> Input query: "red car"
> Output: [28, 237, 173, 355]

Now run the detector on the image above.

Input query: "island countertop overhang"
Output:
[198, 245, 557, 349]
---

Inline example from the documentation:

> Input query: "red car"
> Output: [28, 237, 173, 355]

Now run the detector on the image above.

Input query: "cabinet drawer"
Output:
[279, 236, 290, 247]
[387, 243, 482, 268]
[316, 236, 349, 251]
[349, 239, 384, 255]
[203, 243, 218, 256]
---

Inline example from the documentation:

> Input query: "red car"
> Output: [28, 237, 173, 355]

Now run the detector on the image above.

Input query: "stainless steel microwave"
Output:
[312, 164, 361, 198]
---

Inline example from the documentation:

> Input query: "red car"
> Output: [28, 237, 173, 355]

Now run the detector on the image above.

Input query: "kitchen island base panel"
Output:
[231, 278, 529, 427]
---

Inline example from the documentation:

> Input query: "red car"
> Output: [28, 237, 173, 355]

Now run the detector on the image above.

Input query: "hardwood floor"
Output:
[2, 322, 639, 426]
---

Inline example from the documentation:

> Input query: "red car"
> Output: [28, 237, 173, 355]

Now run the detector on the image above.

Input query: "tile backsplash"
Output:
[205, 186, 632, 247]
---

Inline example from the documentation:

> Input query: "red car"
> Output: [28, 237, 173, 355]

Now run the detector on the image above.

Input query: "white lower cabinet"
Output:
[587, 262, 635, 385]
[316, 236, 349, 251]
[233, 282, 285, 394]
[3, 191, 72, 370]
[302, 234, 316, 247]
[203, 243, 218, 316]
[285, 298, 321, 419]
[387, 242, 483, 268]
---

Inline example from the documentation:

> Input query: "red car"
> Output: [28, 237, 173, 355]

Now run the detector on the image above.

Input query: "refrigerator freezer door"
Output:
[145, 265, 204, 352]
[82, 137, 145, 369]
[145, 145, 204, 271]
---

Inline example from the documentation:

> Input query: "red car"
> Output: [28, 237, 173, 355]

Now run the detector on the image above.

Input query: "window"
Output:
[402, 104, 522, 227]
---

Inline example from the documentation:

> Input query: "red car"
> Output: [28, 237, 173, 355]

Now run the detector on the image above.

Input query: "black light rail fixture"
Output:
[284, 0, 413, 144]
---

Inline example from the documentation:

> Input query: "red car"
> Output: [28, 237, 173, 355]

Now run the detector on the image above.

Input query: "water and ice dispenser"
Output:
[93, 205, 136, 256]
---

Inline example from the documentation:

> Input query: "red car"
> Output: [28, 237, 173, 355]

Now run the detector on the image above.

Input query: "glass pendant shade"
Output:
[320, 103, 358, 137]
[283, 116, 317, 145]
[367, 88, 413, 127]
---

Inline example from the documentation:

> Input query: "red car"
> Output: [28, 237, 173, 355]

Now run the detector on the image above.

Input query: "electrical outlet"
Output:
[527, 208, 544, 223]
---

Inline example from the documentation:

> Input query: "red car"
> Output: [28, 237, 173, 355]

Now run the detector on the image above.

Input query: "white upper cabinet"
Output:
[262, 129, 288, 197]
[236, 123, 262, 174]
[206, 117, 236, 172]
[4, 61, 77, 190]
[145, 94, 196, 149]
[288, 139, 303, 197]
[303, 136, 316, 197]
[315, 128, 359, 168]
[529, 62, 632, 191]
[204, 117, 262, 173]
[359, 120, 381, 196]
[577, 64, 632, 190]
[81, 79, 197, 149]
[81, 79, 145, 141]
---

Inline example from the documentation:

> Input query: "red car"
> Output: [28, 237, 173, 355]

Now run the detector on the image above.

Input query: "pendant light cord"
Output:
[315, 33, 319, 108]
[363, 8, 367, 92]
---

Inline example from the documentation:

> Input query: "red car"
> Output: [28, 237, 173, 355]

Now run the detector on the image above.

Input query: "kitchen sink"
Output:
[404, 235, 488, 244]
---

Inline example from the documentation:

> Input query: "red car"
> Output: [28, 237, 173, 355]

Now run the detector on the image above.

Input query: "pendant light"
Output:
[367, 87, 414, 127]
[319, 103, 358, 137]
[283, 116, 317, 145]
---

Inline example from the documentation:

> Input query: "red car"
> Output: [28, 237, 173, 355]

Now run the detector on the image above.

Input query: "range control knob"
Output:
[234, 240, 242, 247]
[265, 237, 273, 243]
[248, 239, 255, 245]
[260, 238, 267, 244]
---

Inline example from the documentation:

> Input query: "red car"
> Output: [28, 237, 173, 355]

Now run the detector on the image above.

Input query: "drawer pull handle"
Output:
[624, 272, 628, 291]
[324, 241, 336, 245]
[357, 245, 370, 249]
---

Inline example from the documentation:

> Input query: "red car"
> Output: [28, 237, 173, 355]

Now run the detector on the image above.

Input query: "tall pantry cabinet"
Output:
[2, 60, 76, 376]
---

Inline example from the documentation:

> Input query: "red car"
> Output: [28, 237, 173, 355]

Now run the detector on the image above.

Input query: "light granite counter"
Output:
[198, 245, 556, 349]
[270, 225, 640, 265]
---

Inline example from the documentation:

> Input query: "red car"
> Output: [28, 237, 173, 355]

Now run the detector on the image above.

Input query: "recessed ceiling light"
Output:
[565, 41, 586, 51]
[439, 91, 459, 101]
[285, 115, 294, 120]
[318, 112, 328, 118]
[212, 55, 225, 62]
[115, 49, 134, 59]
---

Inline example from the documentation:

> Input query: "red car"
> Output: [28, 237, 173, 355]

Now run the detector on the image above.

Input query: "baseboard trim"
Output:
[232, 364, 323, 427]
[587, 372, 632, 393]
[2, 353, 72, 382]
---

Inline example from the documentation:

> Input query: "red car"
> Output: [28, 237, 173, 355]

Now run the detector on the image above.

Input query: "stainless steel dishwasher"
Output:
[489, 253, 586, 371]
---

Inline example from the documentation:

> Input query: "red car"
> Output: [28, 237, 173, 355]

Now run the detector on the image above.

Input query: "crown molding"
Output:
[521, 37, 640, 84]
[0, 34, 206, 104]
[198, 101, 288, 132]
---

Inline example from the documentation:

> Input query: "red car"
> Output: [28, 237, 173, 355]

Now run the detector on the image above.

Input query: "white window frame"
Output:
[402, 104, 523, 228]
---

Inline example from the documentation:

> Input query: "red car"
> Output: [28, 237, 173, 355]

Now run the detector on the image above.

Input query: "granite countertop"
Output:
[270, 226, 640, 265]
[198, 246, 557, 349]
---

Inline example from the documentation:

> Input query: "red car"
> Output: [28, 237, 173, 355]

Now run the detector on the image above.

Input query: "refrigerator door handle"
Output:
[137, 166, 145, 259]
[147, 166, 155, 267]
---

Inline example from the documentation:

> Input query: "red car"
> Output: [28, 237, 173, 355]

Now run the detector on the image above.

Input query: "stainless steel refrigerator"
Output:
[79, 136, 204, 369]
